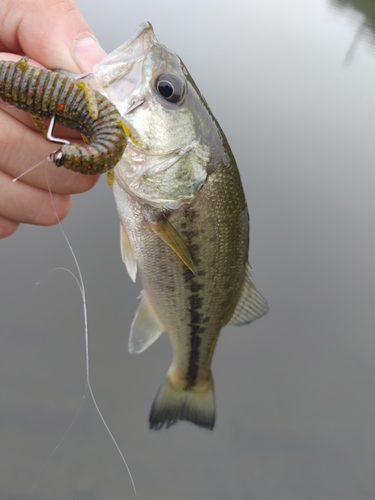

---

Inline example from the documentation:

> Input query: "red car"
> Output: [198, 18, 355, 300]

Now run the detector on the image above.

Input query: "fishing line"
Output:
[12, 169, 138, 500]
[12, 157, 49, 182]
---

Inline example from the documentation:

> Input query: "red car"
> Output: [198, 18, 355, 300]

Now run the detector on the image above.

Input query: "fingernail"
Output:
[72, 33, 107, 72]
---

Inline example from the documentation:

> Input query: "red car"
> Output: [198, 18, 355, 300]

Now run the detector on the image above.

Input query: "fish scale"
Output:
[113, 160, 250, 414]
[97, 22, 269, 430]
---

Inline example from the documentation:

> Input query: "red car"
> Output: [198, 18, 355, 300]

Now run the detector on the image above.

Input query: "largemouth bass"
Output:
[91, 22, 268, 430]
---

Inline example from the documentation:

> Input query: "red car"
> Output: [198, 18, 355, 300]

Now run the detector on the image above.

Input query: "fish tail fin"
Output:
[149, 372, 215, 430]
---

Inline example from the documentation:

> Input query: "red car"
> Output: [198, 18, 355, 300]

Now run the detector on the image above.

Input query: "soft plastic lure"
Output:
[0, 57, 128, 174]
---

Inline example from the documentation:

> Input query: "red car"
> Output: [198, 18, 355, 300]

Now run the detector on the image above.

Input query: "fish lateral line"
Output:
[108, 22, 269, 431]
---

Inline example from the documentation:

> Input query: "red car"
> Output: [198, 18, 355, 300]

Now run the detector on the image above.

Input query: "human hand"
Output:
[0, 0, 107, 238]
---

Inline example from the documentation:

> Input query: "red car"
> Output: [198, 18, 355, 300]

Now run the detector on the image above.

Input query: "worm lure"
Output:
[0, 57, 129, 174]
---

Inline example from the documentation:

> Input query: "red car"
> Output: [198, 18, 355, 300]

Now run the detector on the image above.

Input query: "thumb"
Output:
[0, 0, 106, 72]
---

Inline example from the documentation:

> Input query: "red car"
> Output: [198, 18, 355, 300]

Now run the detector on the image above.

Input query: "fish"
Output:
[90, 22, 268, 430]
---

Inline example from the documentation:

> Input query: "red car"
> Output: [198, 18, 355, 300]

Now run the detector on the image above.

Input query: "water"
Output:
[2, 0, 375, 498]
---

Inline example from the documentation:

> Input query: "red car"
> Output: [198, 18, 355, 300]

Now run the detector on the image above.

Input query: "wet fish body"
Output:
[91, 23, 268, 430]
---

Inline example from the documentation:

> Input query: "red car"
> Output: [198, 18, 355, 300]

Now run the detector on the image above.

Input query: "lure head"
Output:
[91, 22, 228, 209]
[48, 149, 64, 167]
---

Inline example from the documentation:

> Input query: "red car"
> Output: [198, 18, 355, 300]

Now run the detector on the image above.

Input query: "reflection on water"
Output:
[2, 0, 375, 498]
[329, 0, 375, 59]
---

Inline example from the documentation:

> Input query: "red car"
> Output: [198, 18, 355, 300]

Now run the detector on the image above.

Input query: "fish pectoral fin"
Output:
[228, 262, 269, 326]
[147, 216, 197, 276]
[129, 292, 164, 354]
[120, 221, 137, 282]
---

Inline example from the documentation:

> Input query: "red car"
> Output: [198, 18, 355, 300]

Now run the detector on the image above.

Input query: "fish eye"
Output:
[155, 73, 185, 104]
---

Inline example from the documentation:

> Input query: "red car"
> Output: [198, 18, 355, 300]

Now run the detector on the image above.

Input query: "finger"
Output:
[0, 99, 82, 140]
[0, 215, 19, 239]
[0, 170, 71, 226]
[0, 0, 106, 72]
[0, 108, 100, 194]
[0, 52, 45, 67]
[0, 53, 84, 140]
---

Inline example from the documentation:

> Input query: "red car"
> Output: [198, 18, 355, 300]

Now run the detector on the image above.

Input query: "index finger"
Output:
[0, 0, 106, 72]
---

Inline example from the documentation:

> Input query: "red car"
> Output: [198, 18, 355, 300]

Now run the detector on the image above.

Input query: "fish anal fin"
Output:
[120, 221, 137, 282]
[147, 216, 197, 276]
[149, 371, 215, 430]
[129, 292, 164, 354]
[228, 263, 268, 326]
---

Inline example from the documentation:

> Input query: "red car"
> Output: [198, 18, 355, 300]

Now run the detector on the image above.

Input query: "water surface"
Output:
[2, 1, 375, 498]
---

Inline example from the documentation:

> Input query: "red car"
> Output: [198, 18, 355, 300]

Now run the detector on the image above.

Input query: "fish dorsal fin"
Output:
[228, 263, 268, 326]
[147, 216, 198, 276]
[120, 221, 137, 282]
[129, 292, 164, 354]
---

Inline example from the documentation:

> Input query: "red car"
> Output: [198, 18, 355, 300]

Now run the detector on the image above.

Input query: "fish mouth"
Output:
[121, 21, 156, 52]
[93, 22, 157, 88]
[92, 22, 157, 117]
[124, 99, 145, 115]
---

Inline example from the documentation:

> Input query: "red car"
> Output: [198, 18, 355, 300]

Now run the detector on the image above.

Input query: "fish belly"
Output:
[115, 162, 249, 387]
